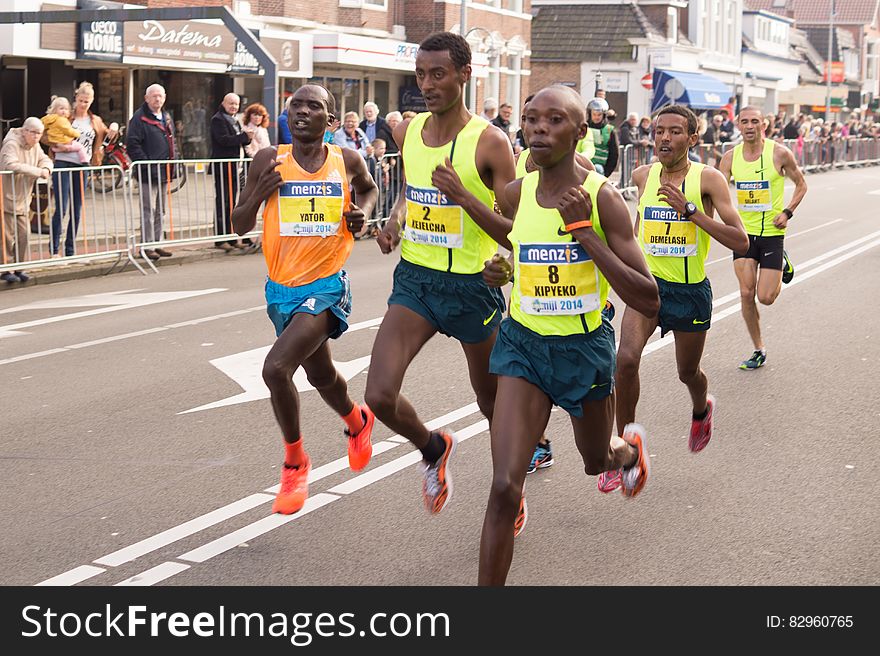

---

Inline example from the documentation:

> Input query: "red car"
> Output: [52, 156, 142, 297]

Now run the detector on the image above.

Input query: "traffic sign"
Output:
[641, 73, 653, 90]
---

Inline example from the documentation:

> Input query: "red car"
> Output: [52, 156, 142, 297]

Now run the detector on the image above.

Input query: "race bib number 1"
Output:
[518, 242, 600, 315]
[736, 180, 772, 212]
[642, 205, 697, 257]
[278, 181, 344, 237]
[403, 185, 464, 248]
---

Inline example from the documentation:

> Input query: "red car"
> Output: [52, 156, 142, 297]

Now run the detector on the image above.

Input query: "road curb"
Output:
[0, 245, 257, 290]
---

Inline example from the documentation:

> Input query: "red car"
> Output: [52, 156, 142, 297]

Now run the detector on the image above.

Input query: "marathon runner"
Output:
[232, 84, 379, 514]
[718, 106, 807, 370]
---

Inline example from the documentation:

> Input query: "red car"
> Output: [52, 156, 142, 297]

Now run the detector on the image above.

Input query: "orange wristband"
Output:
[564, 220, 593, 232]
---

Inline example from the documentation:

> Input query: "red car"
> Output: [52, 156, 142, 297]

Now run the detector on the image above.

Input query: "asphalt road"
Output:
[1, 166, 878, 587]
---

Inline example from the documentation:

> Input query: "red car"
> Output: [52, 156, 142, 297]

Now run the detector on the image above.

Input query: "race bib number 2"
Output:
[403, 185, 463, 248]
[278, 181, 344, 237]
[736, 180, 772, 212]
[642, 205, 697, 257]
[518, 242, 600, 315]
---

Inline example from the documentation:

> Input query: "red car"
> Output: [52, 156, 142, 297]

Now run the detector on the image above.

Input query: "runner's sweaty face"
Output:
[288, 86, 332, 143]
[738, 109, 763, 144]
[415, 49, 469, 115]
[523, 89, 586, 169]
[654, 113, 696, 168]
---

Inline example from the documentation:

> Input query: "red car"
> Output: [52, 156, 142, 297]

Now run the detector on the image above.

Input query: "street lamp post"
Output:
[461, 0, 467, 37]
[825, 0, 835, 122]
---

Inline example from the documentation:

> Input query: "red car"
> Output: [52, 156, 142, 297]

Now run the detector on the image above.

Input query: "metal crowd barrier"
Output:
[364, 152, 403, 231]
[1, 164, 130, 275]
[128, 158, 258, 272]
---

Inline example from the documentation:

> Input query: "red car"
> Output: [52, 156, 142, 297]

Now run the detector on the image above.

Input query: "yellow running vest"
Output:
[400, 112, 496, 274]
[515, 148, 530, 179]
[730, 139, 785, 237]
[638, 161, 710, 284]
[510, 171, 610, 336]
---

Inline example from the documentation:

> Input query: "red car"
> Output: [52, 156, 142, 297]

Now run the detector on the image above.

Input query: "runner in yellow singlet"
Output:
[608, 105, 748, 492]
[366, 32, 516, 516]
[718, 106, 808, 370]
[232, 85, 378, 515]
[478, 86, 659, 585]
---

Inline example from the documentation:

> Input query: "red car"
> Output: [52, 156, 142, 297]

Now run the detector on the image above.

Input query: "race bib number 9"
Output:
[403, 185, 464, 248]
[736, 180, 772, 212]
[642, 205, 697, 257]
[518, 242, 600, 315]
[279, 181, 344, 237]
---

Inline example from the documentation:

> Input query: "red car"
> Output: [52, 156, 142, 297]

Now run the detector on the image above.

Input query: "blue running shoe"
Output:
[739, 350, 766, 370]
[527, 439, 554, 474]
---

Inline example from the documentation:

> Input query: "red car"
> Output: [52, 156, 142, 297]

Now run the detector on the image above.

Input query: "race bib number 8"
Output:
[403, 185, 464, 248]
[279, 181, 344, 237]
[736, 180, 772, 212]
[642, 205, 697, 257]
[518, 242, 600, 315]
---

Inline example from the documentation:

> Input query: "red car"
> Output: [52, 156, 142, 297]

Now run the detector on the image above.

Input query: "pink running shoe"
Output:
[597, 468, 622, 493]
[689, 394, 715, 453]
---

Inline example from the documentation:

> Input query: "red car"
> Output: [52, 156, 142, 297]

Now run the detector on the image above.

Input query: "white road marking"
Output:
[0, 289, 226, 337]
[94, 493, 275, 567]
[36, 564, 105, 586]
[114, 562, 191, 586]
[34, 229, 880, 586]
[178, 493, 340, 564]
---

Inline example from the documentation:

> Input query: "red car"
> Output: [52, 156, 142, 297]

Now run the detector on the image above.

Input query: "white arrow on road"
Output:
[179, 348, 372, 414]
[0, 289, 226, 338]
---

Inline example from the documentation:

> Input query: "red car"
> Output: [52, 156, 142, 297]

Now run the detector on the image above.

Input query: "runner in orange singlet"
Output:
[232, 84, 378, 515]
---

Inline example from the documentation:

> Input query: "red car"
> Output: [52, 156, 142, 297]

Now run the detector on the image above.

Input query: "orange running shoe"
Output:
[347, 405, 375, 472]
[421, 432, 456, 514]
[620, 423, 649, 498]
[272, 455, 311, 514]
[514, 492, 528, 538]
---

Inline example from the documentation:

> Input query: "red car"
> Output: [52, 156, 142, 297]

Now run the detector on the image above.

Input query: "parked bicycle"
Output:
[93, 127, 187, 194]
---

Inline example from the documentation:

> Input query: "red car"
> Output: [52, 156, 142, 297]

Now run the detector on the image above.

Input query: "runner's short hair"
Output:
[654, 104, 698, 135]
[419, 32, 471, 70]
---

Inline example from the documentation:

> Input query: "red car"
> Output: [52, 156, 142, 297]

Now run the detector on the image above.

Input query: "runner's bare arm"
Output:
[773, 144, 808, 229]
[232, 147, 281, 235]
[563, 184, 659, 317]
[717, 149, 734, 184]
[432, 124, 515, 249]
[341, 146, 379, 234]
[482, 178, 523, 287]
[658, 167, 749, 254]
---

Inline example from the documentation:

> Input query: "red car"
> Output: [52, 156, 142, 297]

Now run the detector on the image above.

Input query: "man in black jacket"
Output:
[359, 102, 396, 154]
[127, 83, 177, 260]
[211, 93, 253, 250]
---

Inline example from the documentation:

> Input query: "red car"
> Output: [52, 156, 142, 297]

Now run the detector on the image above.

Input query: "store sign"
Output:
[399, 85, 427, 113]
[603, 72, 629, 93]
[124, 19, 233, 65]
[77, 0, 124, 62]
[262, 36, 302, 75]
[823, 62, 845, 83]
[647, 47, 672, 68]
[231, 35, 260, 74]
[313, 33, 421, 72]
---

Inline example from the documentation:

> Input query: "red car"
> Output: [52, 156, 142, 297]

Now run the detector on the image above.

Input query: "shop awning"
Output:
[651, 69, 732, 112]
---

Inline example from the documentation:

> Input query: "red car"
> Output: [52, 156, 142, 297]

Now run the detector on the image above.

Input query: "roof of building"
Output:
[744, 0, 880, 25]
[531, 3, 677, 62]
[789, 26, 825, 80]
[804, 24, 857, 59]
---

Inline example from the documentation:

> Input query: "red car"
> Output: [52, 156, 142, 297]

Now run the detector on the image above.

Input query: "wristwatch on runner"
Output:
[782, 208, 794, 219]
[683, 201, 698, 218]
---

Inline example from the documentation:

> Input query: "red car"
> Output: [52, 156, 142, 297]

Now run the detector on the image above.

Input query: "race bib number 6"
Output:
[736, 180, 772, 212]
[279, 181, 344, 237]
[642, 205, 697, 257]
[403, 185, 464, 248]
[518, 242, 600, 315]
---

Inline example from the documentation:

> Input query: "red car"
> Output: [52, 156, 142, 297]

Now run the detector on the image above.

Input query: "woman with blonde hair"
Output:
[45, 82, 119, 257]
[242, 102, 271, 157]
